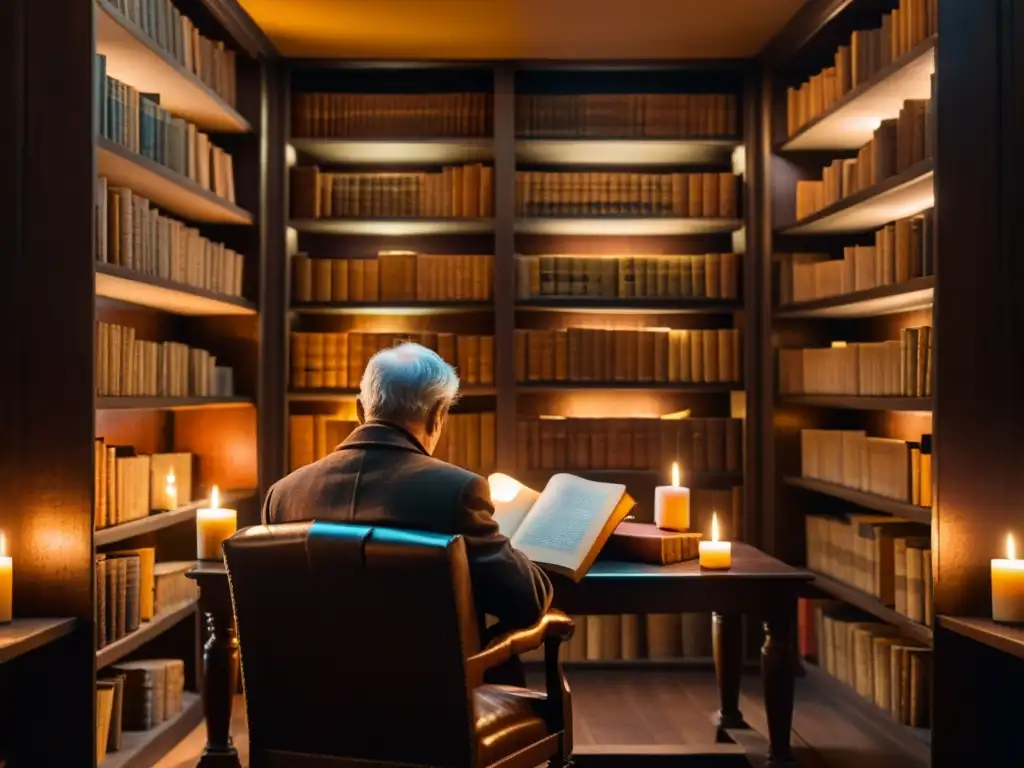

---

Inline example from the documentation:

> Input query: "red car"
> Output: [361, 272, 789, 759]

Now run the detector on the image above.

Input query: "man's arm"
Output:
[457, 474, 553, 630]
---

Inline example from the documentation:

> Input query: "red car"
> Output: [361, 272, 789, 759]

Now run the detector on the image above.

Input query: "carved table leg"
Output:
[762, 614, 797, 767]
[197, 610, 241, 768]
[712, 612, 745, 729]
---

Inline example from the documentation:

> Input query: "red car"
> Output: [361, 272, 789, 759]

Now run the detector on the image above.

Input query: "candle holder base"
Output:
[700, 565, 732, 571]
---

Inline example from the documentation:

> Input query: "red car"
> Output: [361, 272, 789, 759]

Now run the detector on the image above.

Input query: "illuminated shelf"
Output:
[289, 218, 494, 236]
[96, 1, 250, 133]
[99, 693, 203, 768]
[779, 395, 931, 412]
[289, 386, 496, 402]
[520, 468, 743, 488]
[775, 277, 934, 319]
[938, 617, 1024, 661]
[780, 161, 933, 236]
[291, 301, 491, 316]
[96, 397, 254, 411]
[0, 619, 77, 663]
[96, 263, 256, 316]
[518, 382, 741, 393]
[812, 572, 932, 646]
[290, 137, 492, 165]
[96, 600, 197, 668]
[98, 138, 254, 225]
[95, 490, 255, 547]
[782, 37, 936, 152]
[785, 476, 931, 525]
[516, 137, 739, 166]
[515, 217, 743, 236]
[517, 298, 741, 314]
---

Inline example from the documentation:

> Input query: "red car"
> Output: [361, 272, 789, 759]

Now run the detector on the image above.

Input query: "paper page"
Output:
[487, 473, 541, 539]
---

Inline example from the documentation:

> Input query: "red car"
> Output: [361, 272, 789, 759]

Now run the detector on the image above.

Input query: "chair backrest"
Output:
[223, 521, 483, 767]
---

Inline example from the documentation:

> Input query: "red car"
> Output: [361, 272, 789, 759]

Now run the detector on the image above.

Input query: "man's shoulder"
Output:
[408, 453, 485, 493]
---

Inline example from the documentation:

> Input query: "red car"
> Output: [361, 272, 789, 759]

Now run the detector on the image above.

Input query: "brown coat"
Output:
[262, 420, 553, 629]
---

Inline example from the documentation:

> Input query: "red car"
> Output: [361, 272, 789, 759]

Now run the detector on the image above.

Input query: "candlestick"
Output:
[196, 486, 237, 562]
[992, 533, 1024, 622]
[698, 512, 731, 570]
[165, 468, 178, 510]
[655, 462, 691, 532]
[0, 533, 12, 623]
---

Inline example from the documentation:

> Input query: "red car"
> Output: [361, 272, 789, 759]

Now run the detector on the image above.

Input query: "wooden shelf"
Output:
[812, 572, 932, 646]
[785, 476, 931, 525]
[781, 37, 937, 152]
[775, 277, 934, 319]
[520, 468, 743, 488]
[97, 138, 254, 225]
[96, 263, 257, 316]
[517, 298, 741, 314]
[289, 218, 493, 236]
[96, 600, 197, 669]
[96, 1, 250, 133]
[290, 301, 491, 316]
[516, 137, 740, 166]
[95, 489, 256, 547]
[515, 217, 743, 236]
[518, 381, 741, 393]
[290, 137, 493, 165]
[780, 160, 934, 236]
[99, 693, 203, 768]
[288, 386, 496, 402]
[0, 618, 77, 663]
[779, 395, 931, 412]
[96, 397, 254, 411]
[938, 616, 1024, 661]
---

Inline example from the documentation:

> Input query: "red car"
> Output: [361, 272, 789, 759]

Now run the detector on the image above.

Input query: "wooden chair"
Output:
[223, 521, 574, 768]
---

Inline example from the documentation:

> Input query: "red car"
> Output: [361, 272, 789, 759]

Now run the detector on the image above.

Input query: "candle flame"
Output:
[0, 533, 6, 558]
[211, 485, 221, 510]
[671, 462, 680, 488]
[488, 473, 523, 503]
[711, 512, 719, 543]
[1009, 533, 1016, 561]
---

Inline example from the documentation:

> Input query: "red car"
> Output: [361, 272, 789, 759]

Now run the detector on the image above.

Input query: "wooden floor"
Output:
[152, 668, 925, 768]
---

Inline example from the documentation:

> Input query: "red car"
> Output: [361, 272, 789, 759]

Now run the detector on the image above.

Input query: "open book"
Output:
[488, 473, 635, 582]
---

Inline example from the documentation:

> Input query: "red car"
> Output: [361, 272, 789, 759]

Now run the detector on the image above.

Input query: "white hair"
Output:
[359, 342, 460, 423]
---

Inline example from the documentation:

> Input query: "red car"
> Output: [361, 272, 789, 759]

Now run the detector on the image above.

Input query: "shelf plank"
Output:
[96, 397, 254, 411]
[518, 382, 741, 393]
[96, 1, 250, 132]
[775, 277, 934, 319]
[96, 263, 256, 316]
[288, 386, 496, 402]
[290, 137, 493, 165]
[96, 600, 197, 669]
[516, 137, 740, 166]
[938, 616, 1024, 662]
[0, 618, 77, 663]
[519, 468, 743, 489]
[289, 218, 493, 236]
[812, 572, 932, 646]
[290, 301, 492, 316]
[97, 138, 254, 224]
[779, 395, 931, 412]
[780, 161, 934, 236]
[517, 298, 742, 314]
[95, 489, 256, 547]
[782, 37, 936, 152]
[515, 217, 743, 236]
[99, 693, 203, 768]
[785, 476, 931, 524]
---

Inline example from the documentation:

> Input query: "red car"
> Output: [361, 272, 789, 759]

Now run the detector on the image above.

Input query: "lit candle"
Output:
[196, 486, 237, 562]
[699, 512, 732, 570]
[992, 533, 1024, 623]
[165, 468, 178, 510]
[0, 533, 12, 623]
[655, 462, 691, 532]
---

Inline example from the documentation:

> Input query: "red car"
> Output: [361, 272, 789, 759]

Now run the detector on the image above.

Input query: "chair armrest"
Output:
[468, 611, 574, 674]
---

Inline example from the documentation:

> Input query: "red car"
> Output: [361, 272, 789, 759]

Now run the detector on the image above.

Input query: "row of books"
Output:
[289, 413, 496, 476]
[290, 332, 495, 390]
[778, 328, 932, 398]
[101, 0, 238, 107]
[516, 253, 740, 301]
[801, 429, 933, 507]
[290, 92, 492, 138]
[796, 96, 932, 220]
[292, 253, 494, 304]
[517, 416, 743, 474]
[785, 0, 937, 137]
[515, 327, 743, 385]
[520, 614, 716, 662]
[780, 211, 934, 306]
[95, 551, 196, 648]
[96, 321, 235, 398]
[96, 658, 188, 763]
[95, 179, 245, 298]
[806, 514, 932, 625]
[516, 171, 738, 218]
[289, 164, 494, 220]
[96, 55, 236, 203]
[94, 444, 193, 529]
[804, 601, 931, 728]
[515, 93, 739, 138]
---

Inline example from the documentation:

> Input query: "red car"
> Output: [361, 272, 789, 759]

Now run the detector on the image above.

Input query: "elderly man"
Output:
[263, 342, 553, 683]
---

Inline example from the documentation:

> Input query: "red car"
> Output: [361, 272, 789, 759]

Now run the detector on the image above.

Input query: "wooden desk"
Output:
[188, 543, 810, 768]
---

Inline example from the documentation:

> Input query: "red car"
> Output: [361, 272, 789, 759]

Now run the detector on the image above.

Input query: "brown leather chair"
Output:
[223, 521, 574, 768]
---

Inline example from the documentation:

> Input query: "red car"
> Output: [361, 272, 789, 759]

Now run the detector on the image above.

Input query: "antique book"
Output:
[600, 521, 701, 565]
[489, 472, 634, 582]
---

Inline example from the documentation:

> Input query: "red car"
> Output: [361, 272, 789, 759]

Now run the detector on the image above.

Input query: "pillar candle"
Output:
[655, 462, 691, 531]
[992, 533, 1024, 623]
[698, 512, 732, 570]
[0, 534, 12, 623]
[196, 486, 237, 562]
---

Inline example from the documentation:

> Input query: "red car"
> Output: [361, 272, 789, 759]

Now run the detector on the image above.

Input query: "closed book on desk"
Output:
[601, 522, 702, 565]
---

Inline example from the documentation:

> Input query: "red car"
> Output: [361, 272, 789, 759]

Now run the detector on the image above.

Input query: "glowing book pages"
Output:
[489, 472, 635, 582]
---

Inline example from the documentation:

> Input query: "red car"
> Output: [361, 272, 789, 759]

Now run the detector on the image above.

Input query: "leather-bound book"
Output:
[600, 521, 702, 565]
